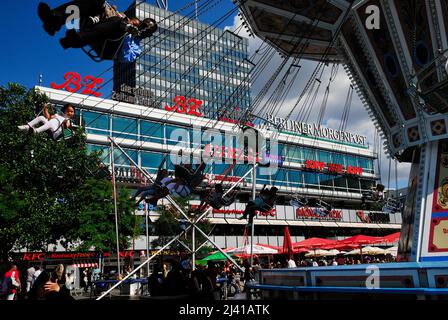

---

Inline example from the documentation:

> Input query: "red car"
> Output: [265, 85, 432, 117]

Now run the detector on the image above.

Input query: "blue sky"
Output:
[0, 0, 236, 92]
[0, 1, 411, 187]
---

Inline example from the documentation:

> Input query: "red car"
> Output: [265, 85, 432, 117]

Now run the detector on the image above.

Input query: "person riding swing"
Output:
[239, 186, 278, 225]
[37, 1, 157, 62]
[197, 183, 238, 213]
[18, 103, 76, 141]
[131, 157, 168, 205]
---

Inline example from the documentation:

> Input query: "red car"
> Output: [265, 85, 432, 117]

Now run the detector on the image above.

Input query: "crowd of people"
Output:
[145, 258, 250, 300]
[0, 262, 75, 300]
[266, 255, 397, 269]
[0, 252, 398, 300]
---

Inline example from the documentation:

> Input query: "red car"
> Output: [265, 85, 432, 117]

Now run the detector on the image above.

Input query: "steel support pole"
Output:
[251, 156, 256, 266]
[192, 215, 196, 271]
[97, 224, 193, 300]
[110, 140, 121, 277]
[108, 138, 253, 274]
[145, 205, 150, 277]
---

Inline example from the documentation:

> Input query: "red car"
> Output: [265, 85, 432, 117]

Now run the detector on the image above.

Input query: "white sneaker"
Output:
[18, 125, 29, 131]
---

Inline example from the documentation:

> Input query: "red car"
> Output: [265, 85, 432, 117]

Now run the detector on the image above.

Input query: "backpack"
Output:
[0, 276, 12, 297]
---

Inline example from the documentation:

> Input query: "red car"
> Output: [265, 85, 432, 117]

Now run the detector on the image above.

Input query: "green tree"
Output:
[0, 83, 138, 261]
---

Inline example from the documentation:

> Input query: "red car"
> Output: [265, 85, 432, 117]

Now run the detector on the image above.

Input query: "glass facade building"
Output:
[114, 2, 251, 120]
[40, 86, 400, 248]
[81, 108, 375, 196]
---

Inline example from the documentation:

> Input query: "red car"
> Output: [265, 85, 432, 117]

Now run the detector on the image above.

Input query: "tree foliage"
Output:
[0, 83, 138, 261]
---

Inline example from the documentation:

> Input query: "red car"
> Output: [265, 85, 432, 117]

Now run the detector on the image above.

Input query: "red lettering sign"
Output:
[210, 209, 276, 216]
[305, 160, 325, 171]
[51, 71, 103, 97]
[119, 251, 135, 258]
[212, 209, 244, 214]
[296, 207, 342, 220]
[257, 208, 277, 217]
[204, 144, 261, 163]
[165, 96, 203, 117]
[328, 163, 344, 174]
[304, 160, 363, 176]
[205, 174, 240, 182]
[23, 253, 45, 261]
[346, 166, 363, 175]
[356, 210, 368, 223]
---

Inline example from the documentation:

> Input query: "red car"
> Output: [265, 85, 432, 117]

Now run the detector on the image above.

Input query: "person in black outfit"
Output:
[163, 261, 187, 296]
[28, 264, 74, 301]
[37, 1, 157, 59]
[148, 265, 164, 297]
[132, 158, 169, 205]
[197, 184, 238, 213]
[240, 186, 278, 225]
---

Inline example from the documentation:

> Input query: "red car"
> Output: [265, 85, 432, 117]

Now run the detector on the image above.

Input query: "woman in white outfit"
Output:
[18, 103, 75, 140]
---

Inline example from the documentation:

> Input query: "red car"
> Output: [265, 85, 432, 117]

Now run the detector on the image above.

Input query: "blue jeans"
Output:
[133, 185, 157, 199]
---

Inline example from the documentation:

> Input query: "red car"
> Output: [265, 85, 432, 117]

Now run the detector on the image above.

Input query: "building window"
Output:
[303, 172, 318, 187]
[319, 174, 334, 189]
[112, 116, 138, 140]
[87, 145, 110, 164]
[83, 111, 109, 135]
[141, 120, 163, 144]
[113, 148, 138, 167]
[141, 151, 165, 174]
[347, 177, 361, 192]
[288, 170, 303, 189]
[166, 124, 190, 147]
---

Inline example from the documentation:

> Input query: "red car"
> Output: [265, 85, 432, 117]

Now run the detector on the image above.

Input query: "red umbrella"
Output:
[338, 235, 383, 246]
[256, 243, 282, 252]
[378, 232, 400, 244]
[282, 227, 293, 260]
[293, 237, 338, 249]
[337, 235, 384, 263]
[321, 243, 359, 250]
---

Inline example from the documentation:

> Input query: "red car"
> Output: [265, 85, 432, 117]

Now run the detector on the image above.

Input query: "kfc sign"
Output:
[51, 71, 103, 97]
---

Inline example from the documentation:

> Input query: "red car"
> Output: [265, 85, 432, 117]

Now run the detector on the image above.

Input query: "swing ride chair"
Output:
[81, 31, 130, 63]
[81, 1, 140, 63]
[408, 48, 448, 114]
[290, 195, 308, 208]
[53, 116, 81, 141]
[382, 197, 401, 214]
[316, 199, 332, 212]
